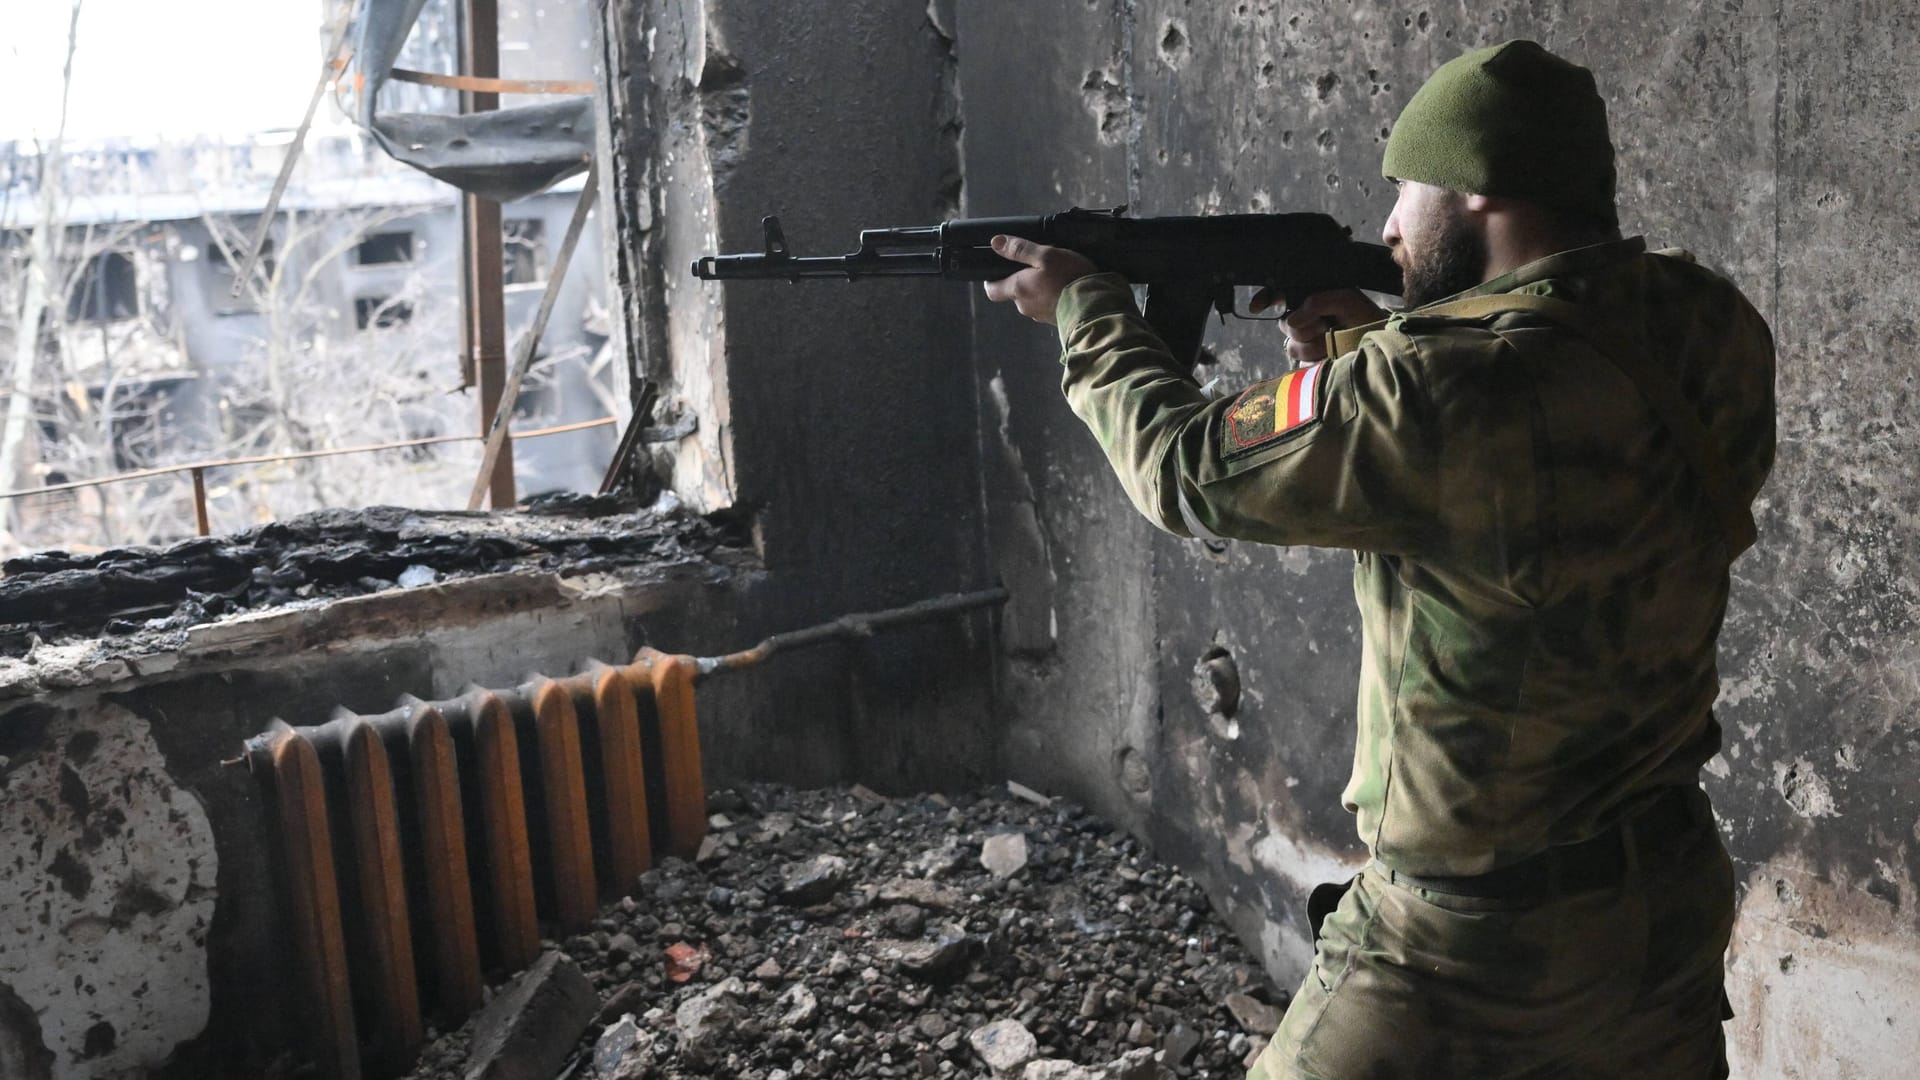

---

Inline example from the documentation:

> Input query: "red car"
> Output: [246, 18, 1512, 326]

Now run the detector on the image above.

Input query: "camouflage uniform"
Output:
[1052, 237, 1775, 1078]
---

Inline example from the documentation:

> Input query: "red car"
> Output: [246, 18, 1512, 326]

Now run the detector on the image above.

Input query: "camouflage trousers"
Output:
[1248, 787, 1734, 1080]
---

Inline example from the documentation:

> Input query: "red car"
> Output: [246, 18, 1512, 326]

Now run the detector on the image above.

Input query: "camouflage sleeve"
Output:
[1055, 272, 1449, 555]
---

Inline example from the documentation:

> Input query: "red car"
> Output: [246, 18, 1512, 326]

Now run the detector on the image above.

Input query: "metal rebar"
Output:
[191, 466, 210, 536]
[0, 416, 615, 501]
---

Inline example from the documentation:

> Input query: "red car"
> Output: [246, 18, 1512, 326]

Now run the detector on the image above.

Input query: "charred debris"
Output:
[0, 495, 741, 659]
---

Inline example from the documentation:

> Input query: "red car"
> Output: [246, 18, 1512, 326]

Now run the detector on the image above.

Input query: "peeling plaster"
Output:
[985, 373, 1059, 658]
[1727, 860, 1920, 1079]
[0, 703, 216, 1078]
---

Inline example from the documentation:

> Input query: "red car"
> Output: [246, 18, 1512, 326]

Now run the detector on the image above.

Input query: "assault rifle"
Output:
[690, 206, 1403, 366]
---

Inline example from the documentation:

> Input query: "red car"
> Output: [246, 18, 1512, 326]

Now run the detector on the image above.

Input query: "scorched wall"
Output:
[943, 4, 1919, 1079]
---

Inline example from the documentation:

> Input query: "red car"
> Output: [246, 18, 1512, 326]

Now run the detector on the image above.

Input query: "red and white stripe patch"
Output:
[1280, 362, 1323, 430]
[1224, 362, 1325, 457]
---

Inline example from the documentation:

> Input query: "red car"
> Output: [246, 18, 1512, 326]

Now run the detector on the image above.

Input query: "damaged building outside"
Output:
[2, 1, 1917, 1079]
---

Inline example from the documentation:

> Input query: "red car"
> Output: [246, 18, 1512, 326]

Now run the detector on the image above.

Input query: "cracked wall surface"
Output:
[953, 2, 1920, 1077]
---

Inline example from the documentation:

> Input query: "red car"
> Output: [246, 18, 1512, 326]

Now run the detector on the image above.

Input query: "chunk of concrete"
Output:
[970, 1018, 1038, 1075]
[779, 854, 850, 905]
[887, 931, 982, 983]
[463, 950, 598, 1080]
[674, 976, 746, 1050]
[981, 832, 1030, 878]
[1224, 991, 1283, 1036]
[777, 983, 818, 1028]
[1159, 1022, 1202, 1066]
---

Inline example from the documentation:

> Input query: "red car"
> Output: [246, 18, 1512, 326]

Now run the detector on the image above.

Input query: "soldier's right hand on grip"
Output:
[1255, 288, 1388, 365]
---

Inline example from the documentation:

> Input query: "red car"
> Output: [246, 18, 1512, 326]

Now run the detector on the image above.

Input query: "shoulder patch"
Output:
[1223, 362, 1324, 459]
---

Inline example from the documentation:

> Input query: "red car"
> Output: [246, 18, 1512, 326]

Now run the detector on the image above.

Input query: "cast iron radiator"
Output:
[243, 648, 707, 1080]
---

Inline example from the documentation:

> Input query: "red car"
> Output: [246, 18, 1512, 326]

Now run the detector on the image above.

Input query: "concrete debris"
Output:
[1224, 990, 1284, 1035]
[400, 783, 1282, 1079]
[1113, 1046, 1170, 1079]
[881, 901, 928, 937]
[875, 875, 967, 912]
[982, 831, 1030, 878]
[885, 928, 983, 983]
[913, 839, 970, 878]
[1023, 1058, 1105, 1079]
[776, 983, 818, 1028]
[694, 833, 725, 864]
[1007, 778, 1053, 806]
[971, 1017, 1040, 1074]
[397, 564, 438, 588]
[604, 932, 641, 963]
[1160, 1022, 1202, 1066]
[590, 1013, 641, 1073]
[673, 976, 745, 1067]
[779, 853, 851, 905]
[459, 950, 597, 1080]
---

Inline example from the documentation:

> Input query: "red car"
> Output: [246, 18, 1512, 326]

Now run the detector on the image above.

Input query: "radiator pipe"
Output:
[692, 585, 1009, 678]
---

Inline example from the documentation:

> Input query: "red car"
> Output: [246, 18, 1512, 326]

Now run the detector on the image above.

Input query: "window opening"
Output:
[354, 230, 415, 266]
[67, 251, 139, 323]
[354, 296, 414, 329]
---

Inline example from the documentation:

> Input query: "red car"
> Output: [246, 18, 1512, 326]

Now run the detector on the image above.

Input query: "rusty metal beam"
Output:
[460, 0, 513, 508]
[466, 168, 598, 510]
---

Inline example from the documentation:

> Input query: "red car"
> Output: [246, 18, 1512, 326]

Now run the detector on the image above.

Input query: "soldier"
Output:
[983, 40, 1775, 1079]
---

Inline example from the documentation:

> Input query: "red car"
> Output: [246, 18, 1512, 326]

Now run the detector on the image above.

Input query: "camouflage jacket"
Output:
[1054, 238, 1776, 876]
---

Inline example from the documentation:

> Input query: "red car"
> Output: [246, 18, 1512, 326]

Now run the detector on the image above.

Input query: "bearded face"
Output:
[1388, 186, 1492, 309]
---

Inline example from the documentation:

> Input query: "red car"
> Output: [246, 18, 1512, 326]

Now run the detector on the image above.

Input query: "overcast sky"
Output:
[0, 0, 339, 143]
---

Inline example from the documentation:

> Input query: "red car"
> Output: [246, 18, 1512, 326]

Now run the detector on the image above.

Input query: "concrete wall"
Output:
[940, 3, 1920, 1078]
[598, 0, 1000, 795]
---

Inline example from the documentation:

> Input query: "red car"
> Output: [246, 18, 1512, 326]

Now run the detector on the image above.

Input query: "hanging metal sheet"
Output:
[349, 0, 593, 201]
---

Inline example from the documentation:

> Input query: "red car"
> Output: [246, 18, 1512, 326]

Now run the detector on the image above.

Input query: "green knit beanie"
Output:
[1382, 40, 1617, 225]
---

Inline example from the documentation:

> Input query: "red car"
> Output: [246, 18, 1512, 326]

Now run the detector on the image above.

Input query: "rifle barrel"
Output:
[691, 250, 946, 280]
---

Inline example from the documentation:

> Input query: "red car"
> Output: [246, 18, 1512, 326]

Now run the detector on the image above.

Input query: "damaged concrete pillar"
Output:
[596, 0, 997, 792]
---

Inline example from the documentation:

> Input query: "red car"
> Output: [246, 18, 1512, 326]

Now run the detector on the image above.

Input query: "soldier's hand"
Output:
[981, 235, 1098, 326]
[1252, 288, 1387, 365]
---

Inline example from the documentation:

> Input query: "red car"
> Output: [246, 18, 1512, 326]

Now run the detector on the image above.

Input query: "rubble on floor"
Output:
[0, 494, 738, 660]
[406, 783, 1289, 1079]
